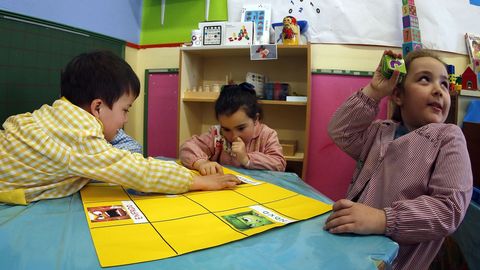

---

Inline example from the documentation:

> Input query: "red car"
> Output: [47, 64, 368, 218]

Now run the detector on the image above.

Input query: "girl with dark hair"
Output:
[180, 83, 286, 175]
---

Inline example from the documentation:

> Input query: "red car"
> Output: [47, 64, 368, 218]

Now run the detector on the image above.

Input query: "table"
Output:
[0, 168, 398, 269]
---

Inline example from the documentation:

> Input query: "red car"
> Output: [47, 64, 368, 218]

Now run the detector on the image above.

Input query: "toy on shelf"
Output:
[462, 66, 478, 90]
[272, 20, 307, 44]
[281, 16, 300, 45]
[447, 64, 457, 92]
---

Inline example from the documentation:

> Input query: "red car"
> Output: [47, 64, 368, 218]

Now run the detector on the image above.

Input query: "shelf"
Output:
[180, 44, 310, 57]
[284, 152, 304, 162]
[460, 89, 480, 97]
[179, 44, 311, 178]
[182, 96, 307, 106]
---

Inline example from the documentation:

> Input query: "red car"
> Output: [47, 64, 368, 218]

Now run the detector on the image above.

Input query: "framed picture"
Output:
[241, 4, 271, 45]
[199, 21, 226, 46]
[250, 44, 277, 60]
[225, 22, 253, 46]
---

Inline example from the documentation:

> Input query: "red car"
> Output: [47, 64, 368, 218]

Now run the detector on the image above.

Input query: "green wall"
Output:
[141, 0, 228, 45]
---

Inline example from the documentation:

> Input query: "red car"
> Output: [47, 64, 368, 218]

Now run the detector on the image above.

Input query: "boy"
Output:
[0, 51, 240, 205]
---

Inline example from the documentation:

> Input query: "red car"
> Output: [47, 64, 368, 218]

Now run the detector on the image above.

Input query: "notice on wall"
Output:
[228, 0, 480, 54]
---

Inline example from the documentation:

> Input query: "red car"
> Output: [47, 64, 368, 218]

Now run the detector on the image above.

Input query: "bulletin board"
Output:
[80, 167, 332, 267]
[0, 11, 125, 124]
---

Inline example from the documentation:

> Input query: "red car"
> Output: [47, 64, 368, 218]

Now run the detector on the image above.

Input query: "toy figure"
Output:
[281, 16, 300, 45]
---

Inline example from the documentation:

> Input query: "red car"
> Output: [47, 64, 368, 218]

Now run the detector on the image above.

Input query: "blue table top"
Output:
[0, 168, 399, 269]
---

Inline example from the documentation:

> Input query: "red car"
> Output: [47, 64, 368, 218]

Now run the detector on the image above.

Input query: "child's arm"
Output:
[328, 51, 400, 159]
[192, 159, 223, 176]
[240, 129, 287, 172]
[324, 199, 386, 235]
[190, 174, 241, 190]
[179, 130, 217, 170]
[383, 126, 473, 244]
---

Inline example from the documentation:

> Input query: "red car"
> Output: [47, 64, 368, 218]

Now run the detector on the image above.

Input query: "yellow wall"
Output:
[125, 44, 469, 145]
[124, 47, 181, 145]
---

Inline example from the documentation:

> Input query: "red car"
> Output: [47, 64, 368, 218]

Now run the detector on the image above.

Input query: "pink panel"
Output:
[305, 74, 388, 201]
[147, 73, 178, 158]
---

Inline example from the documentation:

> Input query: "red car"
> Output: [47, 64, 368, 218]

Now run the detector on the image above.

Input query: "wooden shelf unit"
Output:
[178, 44, 311, 177]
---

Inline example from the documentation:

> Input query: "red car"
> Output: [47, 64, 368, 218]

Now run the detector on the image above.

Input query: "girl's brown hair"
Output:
[391, 49, 447, 122]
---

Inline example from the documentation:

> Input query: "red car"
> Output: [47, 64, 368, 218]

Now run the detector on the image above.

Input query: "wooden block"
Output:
[280, 140, 297, 156]
[402, 15, 419, 28]
[402, 42, 422, 57]
[402, 5, 417, 16]
[403, 28, 421, 43]
[380, 54, 406, 80]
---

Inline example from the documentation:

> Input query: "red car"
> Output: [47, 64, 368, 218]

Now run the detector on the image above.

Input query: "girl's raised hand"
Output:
[363, 50, 402, 101]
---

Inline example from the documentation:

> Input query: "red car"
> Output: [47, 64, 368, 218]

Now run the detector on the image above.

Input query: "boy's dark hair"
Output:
[392, 49, 447, 122]
[215, 82, 263, 120]
[60, 51, 140, 109]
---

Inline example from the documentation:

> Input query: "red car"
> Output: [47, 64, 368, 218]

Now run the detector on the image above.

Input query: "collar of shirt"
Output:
[394, 123, 410, 139]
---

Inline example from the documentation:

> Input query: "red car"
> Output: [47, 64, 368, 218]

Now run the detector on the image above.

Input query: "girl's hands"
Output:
[190, 174, 241, 191]
[232, 137, 249, 166]
[363, 50, 402, 101]
[193, 160, 224, 176]
[324, 199, 386, 235]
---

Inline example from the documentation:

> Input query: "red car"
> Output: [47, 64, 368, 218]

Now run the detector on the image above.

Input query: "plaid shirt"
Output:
[111, 129, 143, 154]
[0, 98, 192, 204]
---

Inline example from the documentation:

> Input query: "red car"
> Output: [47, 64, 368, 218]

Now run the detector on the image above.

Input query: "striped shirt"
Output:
[328, 91, 473, 270]
[0, 98, 192, 204]
[110, 128, 143, 154]
[180, 123, 286, 172]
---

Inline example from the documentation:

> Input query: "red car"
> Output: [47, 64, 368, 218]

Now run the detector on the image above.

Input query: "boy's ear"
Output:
[391, 87, 403, 106]
[89, 99, 103, 118]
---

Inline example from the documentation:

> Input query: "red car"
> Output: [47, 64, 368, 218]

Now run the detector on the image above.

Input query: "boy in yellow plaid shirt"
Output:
[0, 51, 240, 205]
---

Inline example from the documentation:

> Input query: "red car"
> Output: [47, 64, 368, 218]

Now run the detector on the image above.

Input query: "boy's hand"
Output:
[232, 137, 249, 166]
[193, 160, 224, 176]
[363, 50, 402, 101]
[190, 174, 241, 191]
[324, 199, 386, 235]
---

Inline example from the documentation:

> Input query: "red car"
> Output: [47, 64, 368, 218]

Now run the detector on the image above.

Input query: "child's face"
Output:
[394, 57, 450, 130]
[218, 109, 257, 144]
[97, 92, 135, 142]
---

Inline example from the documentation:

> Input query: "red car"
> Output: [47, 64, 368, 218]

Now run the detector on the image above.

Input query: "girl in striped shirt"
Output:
[179, 83, 286, 175]
[325, 50, 472, 270]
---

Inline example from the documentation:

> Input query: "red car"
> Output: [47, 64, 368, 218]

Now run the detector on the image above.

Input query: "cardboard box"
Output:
[225, 22, 253, 46]
[199, 21, 226, 46]
[280, 140, 297, 156]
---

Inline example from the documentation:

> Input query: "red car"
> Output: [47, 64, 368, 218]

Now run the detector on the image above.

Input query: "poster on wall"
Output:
[228, 0, 480, 54]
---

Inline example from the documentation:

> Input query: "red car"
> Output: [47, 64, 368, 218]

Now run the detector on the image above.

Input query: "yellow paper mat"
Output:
[80, 168, 332, 267]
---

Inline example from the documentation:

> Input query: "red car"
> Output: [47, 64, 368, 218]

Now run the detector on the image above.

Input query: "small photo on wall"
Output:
[250, 44, 277, 60]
